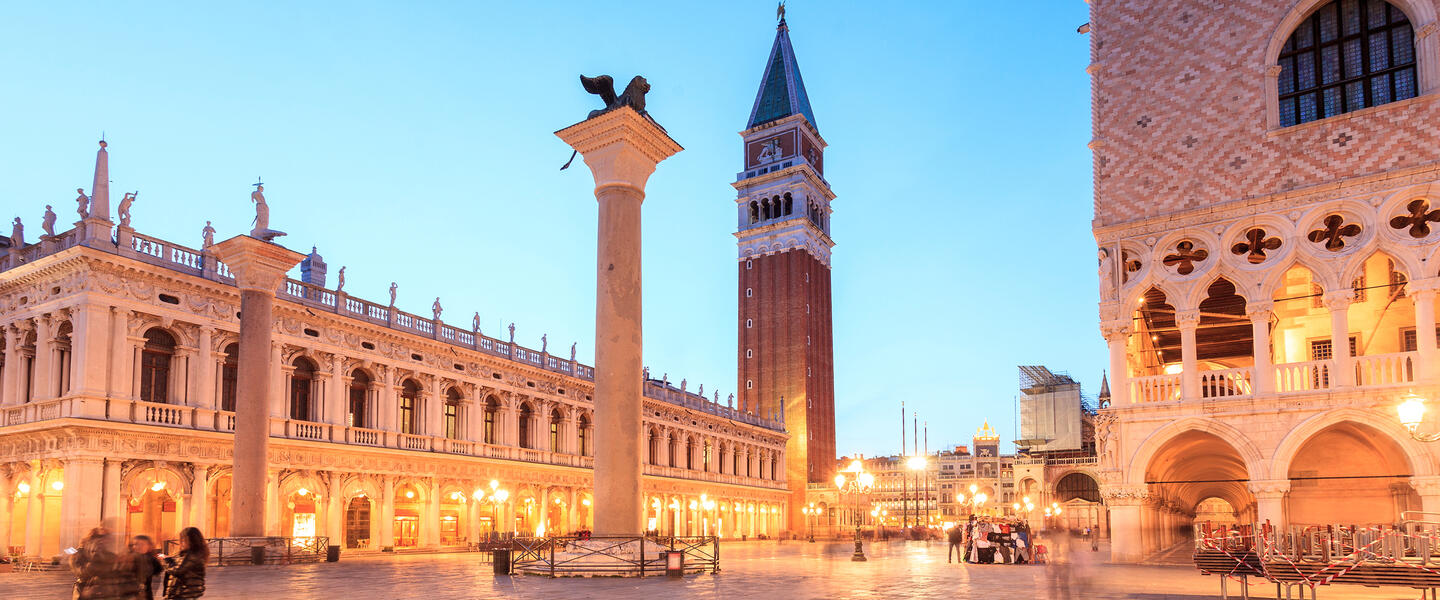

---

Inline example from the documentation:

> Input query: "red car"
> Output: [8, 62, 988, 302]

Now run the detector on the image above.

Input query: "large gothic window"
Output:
[399, 380, 420, 435]
[1278, 0, 1417, 126]
[518, 403, 534, 449]
[139, 329, 175, 404]
[483, 397, 499, 444]
[348, 369, 369, 428]
[444, 387, 462, 439]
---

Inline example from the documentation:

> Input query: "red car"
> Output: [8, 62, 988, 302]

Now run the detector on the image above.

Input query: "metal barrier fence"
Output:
[510, 535, 719, 576]
[164, 536, 330, 566]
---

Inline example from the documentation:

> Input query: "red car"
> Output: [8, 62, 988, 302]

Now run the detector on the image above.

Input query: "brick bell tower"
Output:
[734, 13, 836, 528]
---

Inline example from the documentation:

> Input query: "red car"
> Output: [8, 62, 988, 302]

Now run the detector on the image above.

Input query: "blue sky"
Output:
[0, 1, 1098, 457]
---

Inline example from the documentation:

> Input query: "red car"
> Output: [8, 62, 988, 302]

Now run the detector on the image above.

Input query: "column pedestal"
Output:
[208, 235, 304, 538]
[557, 106, 681, 537]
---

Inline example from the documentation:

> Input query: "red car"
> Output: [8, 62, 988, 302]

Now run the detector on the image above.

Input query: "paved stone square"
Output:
[1, 539, 1417, 599]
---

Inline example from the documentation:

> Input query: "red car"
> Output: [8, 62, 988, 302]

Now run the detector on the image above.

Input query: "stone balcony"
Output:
[1126, 351, 1420, 406]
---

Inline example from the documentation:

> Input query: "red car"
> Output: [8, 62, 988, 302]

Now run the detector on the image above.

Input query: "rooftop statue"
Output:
[75, 189, 89, 219]
[388, 282, 397, 306]
[570, 342, 577, 363]
[508, 322, 516, 345]
[472, 312, 480, 333]
[41, 206, 56, 237]
[202, 221, 216, 249]
[118, 192, 137, 227]
[10, 217, 24, 248]
[336, 266, 346, 292]
[250, 180, 286, 241]
[541, 334, 548, 354]
[432, 297, 443, 322]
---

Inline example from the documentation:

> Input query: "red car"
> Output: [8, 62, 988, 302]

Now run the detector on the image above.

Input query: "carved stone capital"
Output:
[1245, 302, 1274, 320]
[1100, 320, 1131, 341]
[1411, 476, 1440, 497]
[1101, 484, 1150, 506]
[1247, 479, 1291, 499]
[1322, 291, 1353, 311]
[1175, 310, 1201, 329]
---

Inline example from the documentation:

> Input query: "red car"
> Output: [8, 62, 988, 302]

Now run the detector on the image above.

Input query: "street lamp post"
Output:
[835, 459, 875, 562]
[802, 503, 818, 542]
[906, 455, 926, 533]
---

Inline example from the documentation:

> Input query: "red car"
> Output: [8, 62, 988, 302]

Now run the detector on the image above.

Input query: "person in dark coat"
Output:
[162, 527, 208, 599]
[71, 527, 139, 600]
[947, 524, 965, 563]
[128, 535, 163, 600]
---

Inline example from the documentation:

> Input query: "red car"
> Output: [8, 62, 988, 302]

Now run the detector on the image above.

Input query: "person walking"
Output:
[947, 524, 964, 563]
[128, 536, 163, 600]
[162, 527, 208, 599]
[71, 527, 139, 599]
[1088, 527, 1099, 552]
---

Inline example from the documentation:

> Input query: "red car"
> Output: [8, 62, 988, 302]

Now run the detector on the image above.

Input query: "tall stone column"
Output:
[192, 326, 214, 410]
[1324, 293, 1354, 387]
[100, 460, 123, 535]
[0, 469, 10, 553]
[1248, 303, 1274, 394]
[326, 473, 343, 545]
[1, 325, 19, 406]
[208, 236, 304, 538]
[1177, 310, 1200, 401]
[23, 468, 43, 555]
[380, 476, 396, 550]
[109, 309, 132, 400]
[68, 304, 110, 409]
[558, 105, 681, 537]
[32, 315, 55, 402]
[1412, 280, 1440, 382]
[190, 466, 210, 535]
[327, 354, 346, 430]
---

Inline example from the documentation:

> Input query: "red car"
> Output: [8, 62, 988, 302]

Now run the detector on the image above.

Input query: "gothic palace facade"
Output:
[1092, 0, 1440, 562]
[0, 144, 790, 559]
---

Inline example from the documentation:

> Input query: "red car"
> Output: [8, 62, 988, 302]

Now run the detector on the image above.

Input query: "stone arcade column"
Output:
[1248, 479, 1290, 531]
[556, 105, 681, 537]
[1412, 279, 1440, 382]
[1101, 321, 1130, 404]
[1104, 486, 1149, 563]
[1248, 302, 1274, 394]
[58, 458, 103, 551]
[1324, 293, 1355, 387]
[1177, 310, 1201, 401]
[208, 236, 304, 538]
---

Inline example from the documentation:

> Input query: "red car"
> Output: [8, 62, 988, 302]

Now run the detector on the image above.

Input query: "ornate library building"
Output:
[0, 18, 840, 558]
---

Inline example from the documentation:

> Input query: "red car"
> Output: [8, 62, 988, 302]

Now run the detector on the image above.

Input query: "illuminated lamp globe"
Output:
[1399, 395, 1427, 432]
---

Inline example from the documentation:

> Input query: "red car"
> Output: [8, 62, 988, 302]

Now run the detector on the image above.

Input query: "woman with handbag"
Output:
[161, 528, 208, 599]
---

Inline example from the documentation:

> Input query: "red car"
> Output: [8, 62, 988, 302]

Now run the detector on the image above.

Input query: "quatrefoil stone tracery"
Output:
[1390, 199, 1440, 239]
[1162, 240, 1209, 275]
[1307, 214, 1362, 252]
[1231, 228, 1282, 264]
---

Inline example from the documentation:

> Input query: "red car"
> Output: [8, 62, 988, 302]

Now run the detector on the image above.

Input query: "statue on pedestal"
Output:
[202, 221, 216, 249]
[432, 297, 443, 322]
[336, 266, 346, 292]
[727, 393, 734, 409]
[388, 282, 397, 306]
[570, 342, 577, 363]
[560, 74, 657, 170]
[118, 192, 136, 227]
[541, 334, 548, 354]
[508, 323, 515, 345]
[472, 312, 480, 333]
[250, 181, 286, 241]
[41, 206, 56, 237]
[10, 217, 24, 248]
[75, 189, 89, 220]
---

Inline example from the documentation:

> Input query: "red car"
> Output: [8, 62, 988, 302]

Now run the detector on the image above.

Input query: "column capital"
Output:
[1246, 302, 1274, 319]
[208, 236, 305, 293]
[1175, 310, 1201, 328]
[1099, 320, 1131, 341]
[555, 106, 683, 196]
[1322, 291, 1353, 311]
[1247, 479, 1291, 499]
[1409, 277, 1440, 295]
[1100, 484, 1150, 507]
[1411, 476, 1440, 496]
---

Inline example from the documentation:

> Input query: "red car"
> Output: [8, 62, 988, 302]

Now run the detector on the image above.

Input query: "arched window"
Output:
[578, 415, 591, 457]
[647, 429, 657, 464]
[290, 357, 316, 421]
[399, 380, 420, 435]
[54, 321, 72, 396]
[770, 457, 778, 480]
[549, 409, 563, 452]
[348, 369, 370, 428]
[1278, 0, 1417, 126]
[686, 437, 695, 470]
[749, 201, 759, 224]
[761, 198, 771, 220]
[483, 397, 499, 444]
[444, 387, 462, 439]
[518, 403, 534, 449]
[783, 193, 793, 216]
[703, 441, 712, 472]
[220, 343, 238, 412]
[139, 329, 175, 404]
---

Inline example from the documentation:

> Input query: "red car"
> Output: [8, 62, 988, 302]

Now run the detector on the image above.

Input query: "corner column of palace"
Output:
[1101, 320, 1130, 404]
[1323, 293, 1355, 387]
[1411, 278, 1440, 382]
[208, 235, 304, 538]
[1103, 485, 1149, 563]
[1177, 310, 1201, 401]
[557, 105, 681, 537]
[1248, 302, 1275, 394]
